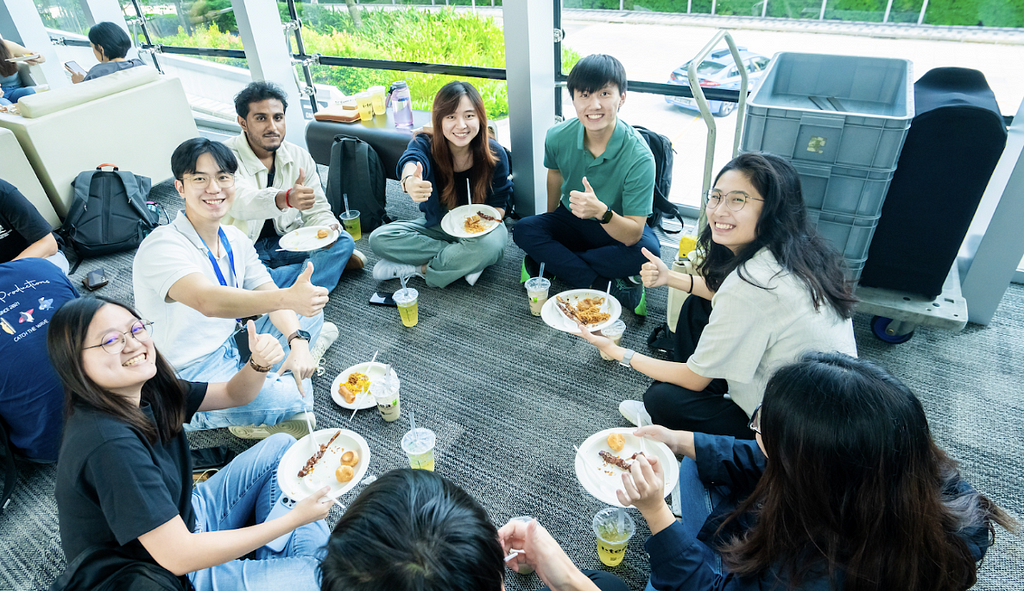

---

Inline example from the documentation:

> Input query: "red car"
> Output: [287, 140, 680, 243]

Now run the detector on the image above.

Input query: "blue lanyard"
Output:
[197, 228, 237, 289]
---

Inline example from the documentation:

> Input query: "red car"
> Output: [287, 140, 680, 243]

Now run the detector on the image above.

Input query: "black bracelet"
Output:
[248, 357, 271, 373]
[686, 274, 694, 294]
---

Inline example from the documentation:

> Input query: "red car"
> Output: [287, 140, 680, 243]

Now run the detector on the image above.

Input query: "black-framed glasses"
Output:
[83, 320, 154, 355]
[183, 172, 235, 189]
[748, 404, 762, 434]
[706, 190, 763, 212]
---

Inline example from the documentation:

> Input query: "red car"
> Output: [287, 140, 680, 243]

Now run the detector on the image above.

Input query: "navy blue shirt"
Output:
[397, 134, 512, 227]
[0, 178, 54, 264]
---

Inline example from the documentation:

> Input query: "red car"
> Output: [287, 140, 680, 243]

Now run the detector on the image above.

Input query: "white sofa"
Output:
[0, 66, 198, 218]
[0, 127, 60, 229]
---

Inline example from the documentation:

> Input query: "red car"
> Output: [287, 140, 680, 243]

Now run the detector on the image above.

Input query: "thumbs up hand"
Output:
[287, 262, 329, 317]
[247, 319, 285, 369]
[404, 162, 432, 203]
[568, 176, 606, 220]
[639, 247, 669, 288]
[287, 167, 316, 211]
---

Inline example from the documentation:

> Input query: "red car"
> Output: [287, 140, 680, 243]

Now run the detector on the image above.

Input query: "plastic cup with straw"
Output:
[339, 192, 361, 240]
[525, 261, 550, 317]
[401, 411, 436, 471]
[350, 350, 378, 421]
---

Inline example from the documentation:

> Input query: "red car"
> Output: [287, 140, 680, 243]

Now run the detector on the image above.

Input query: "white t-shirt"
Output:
[687, 247, 858, 416]
[132, 211, 274, 370]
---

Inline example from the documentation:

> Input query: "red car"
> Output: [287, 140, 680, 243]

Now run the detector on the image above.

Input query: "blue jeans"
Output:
[178, 312, 324, 430]
[1, 85, 35, 104]
[189, 434, 329, 591]
[513, 205, 661, 288]
[645, 458, 721, 591]
[255, 230, 354, 294]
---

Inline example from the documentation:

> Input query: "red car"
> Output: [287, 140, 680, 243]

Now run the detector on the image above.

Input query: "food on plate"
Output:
[336, 464, 354, 483]
[556, 295, 611, 326]
[599, 450, 645, 472]
[476, 210, 500, 223]
[464, 214, 488, 234]
[298, 430, 341, 477]
[338, 371, 371, 404]
[317, 228, 329, 239]
[339, 450, 360, 467]
[606, 433, 625, 452]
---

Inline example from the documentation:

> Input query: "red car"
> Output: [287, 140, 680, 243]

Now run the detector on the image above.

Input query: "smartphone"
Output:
[83, 268, 108, 291]
[64, 60, 87, 76]
[369, 291, 397, 307]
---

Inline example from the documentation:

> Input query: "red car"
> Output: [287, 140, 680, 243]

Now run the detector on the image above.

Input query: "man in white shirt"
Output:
[224, 81, 364, 300]
[133, 138, 335, 437]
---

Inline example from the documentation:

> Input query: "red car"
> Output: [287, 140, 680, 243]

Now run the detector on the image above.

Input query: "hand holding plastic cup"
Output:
[394, 288, 419, 327]
[592, 507, 636, 567]
[401, 427, 436, 471]
[525, 277, 550, 317]
[507, 516, 535, 574]
[339, 210, 361, 241]
[598, 320, 627, 361]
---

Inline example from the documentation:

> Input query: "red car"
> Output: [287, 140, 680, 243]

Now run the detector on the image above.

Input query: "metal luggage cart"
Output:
[855, 263, 968, 344]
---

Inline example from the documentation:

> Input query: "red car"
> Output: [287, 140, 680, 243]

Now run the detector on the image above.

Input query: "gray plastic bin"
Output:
[742, 53, 914, 170]
[807, 210, 880, 281]
[793, 161, 896, 217]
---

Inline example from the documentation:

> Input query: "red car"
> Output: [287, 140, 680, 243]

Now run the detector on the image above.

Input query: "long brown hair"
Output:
[427, 81, 497, 210]
[718, 353, 1018, 591]
[0, 38, 18, 78]
[47, 296, 187, 444]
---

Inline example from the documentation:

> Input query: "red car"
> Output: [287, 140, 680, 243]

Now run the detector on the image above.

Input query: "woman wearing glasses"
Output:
[47, 297, 332, 590]
[579, 152, 857, 437]
[618, 353, 1015, 591]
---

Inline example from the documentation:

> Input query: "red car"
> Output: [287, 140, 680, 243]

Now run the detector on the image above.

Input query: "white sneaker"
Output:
[372, 259, 421, 281]
[464, 270, 483, 286]
[310, 321, 338, 371]
[618, 400, 652, 428]
[228, 411, 316, 440]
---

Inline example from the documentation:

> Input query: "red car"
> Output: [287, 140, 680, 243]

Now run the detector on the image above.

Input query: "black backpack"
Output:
[326, 136, 391, 233]
[63, 164, 157, 263]
[633, 126, 683, 233]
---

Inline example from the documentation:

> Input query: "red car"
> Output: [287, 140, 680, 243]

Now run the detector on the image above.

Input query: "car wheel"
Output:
[714, 101, 737, 117]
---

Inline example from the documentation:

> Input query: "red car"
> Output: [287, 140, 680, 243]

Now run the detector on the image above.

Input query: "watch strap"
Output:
[620, 349, 636, 368]
[600, 208, 614, 224]
[287, 330, 309, 346]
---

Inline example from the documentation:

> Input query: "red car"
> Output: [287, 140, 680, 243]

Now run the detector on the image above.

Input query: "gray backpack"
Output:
[63, 164, 157, 262]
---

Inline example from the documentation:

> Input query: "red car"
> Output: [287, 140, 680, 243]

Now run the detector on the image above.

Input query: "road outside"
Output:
[559, 19, 1024, 209]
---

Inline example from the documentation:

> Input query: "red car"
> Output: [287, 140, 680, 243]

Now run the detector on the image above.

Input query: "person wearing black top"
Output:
[49, 297, 333, 591]
[0, 178, 61, 266]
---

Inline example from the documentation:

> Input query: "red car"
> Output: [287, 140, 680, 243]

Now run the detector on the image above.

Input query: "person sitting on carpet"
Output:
[49, 296, 332, 591]
[577, 153, 857, 438]
[0, 178, 69, 273]
[133, 138, 333, 438]
[70, 22, 145, 84]
[320, 468, 629, 591]
[224, 81, 363, 296]
[369, 80, 512, 287]
[512, 53, 658, 315]
[616, 352, 1017, 591]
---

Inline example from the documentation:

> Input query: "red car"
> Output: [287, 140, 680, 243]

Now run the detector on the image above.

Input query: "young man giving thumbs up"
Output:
[133, 138, 331, 438]
[513, 54, 659, 315]
[224, 81, 364, 296]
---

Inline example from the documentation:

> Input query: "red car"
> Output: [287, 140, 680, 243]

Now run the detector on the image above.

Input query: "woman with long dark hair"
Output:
[369, 80, 512, 287]
[579, 152, 858, 438]
[0, 34, 45, 105]
[618, 352, 1017, 591]
[48, 297, 332, 590]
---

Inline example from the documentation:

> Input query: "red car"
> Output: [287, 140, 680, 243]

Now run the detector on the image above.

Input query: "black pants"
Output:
[539, 570, 629, 591]
[643, 296, 754, 439]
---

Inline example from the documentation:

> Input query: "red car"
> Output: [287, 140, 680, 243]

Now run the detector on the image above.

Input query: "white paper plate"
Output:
[330, 362, 389, 410]
[573, 427, 679, 508]
[541, 289, 621, 334]
[5, 54, 39, 63]
[440, 204, 502, 239]
[277, 428, 370, 501]
[278, 226, 338, 251]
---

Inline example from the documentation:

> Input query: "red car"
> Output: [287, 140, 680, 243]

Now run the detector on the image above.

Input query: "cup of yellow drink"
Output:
[394, 288, 419, 327]
[592, 507, 636, 567]
[401, 427, 435, 471]
[368, 85, 386, 115]
[355, 91, 373, 121]
[339, 210, 361, 241]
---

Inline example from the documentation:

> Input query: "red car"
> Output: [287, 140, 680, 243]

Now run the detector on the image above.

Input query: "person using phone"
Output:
[70, 22, 144, 84]
[0, 34, 45, 104]
[368, 80, 512, 288]
[63, 60, 87, 77]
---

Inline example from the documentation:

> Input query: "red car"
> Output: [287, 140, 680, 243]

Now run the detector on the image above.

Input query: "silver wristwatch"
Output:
[620, 349, 636, 368]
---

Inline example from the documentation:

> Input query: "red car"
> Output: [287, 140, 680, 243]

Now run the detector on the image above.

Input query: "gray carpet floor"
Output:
[1, 175, 1021, 590]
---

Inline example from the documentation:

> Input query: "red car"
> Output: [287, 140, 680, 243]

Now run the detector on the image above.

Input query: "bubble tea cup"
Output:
[371, 368, 401, 422]
[394, 288, 419, 327]
[401, 427, 436, 471]
[598, 320, 627, 361]
[592, 508, 636, 567]
[525, 277, 550, 317]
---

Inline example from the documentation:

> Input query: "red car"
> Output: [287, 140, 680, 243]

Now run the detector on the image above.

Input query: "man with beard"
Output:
[223, 81, 363, 304]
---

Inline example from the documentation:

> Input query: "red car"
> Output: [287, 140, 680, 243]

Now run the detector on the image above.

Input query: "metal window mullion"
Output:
[285, 0, 318, 114]
[129, 0, 162, 74]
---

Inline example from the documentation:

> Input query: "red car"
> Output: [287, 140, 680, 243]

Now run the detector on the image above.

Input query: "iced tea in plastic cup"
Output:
[368, 85, 386, 115]
[355, 92, 373, 121]
[339, 210, 361, 241]
[394, 288, 419, 327]
[599, 320, 627, 361]
[525, 277, 550, 317]
[401, 427, 436, 471]
[592, 508, 636, 567]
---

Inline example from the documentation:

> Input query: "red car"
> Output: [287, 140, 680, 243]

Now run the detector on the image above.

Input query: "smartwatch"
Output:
[620, 349, 636, 368]
[287, 329, 311, 346]
[599, 208, 614, 224]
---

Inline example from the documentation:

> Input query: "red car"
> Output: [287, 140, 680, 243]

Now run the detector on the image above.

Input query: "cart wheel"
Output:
[870, 316, 914, 344]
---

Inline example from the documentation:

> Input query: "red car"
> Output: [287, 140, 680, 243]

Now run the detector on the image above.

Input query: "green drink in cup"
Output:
[339, 210, 361, 241]
[592, 507, 636, 567]
[401, 427, 436, 471]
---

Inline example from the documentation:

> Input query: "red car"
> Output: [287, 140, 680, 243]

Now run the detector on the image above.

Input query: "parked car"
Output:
[665, 48, 771, 117]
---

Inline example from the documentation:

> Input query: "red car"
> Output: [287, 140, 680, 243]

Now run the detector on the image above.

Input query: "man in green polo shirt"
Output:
[513, 54, 658, 314]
